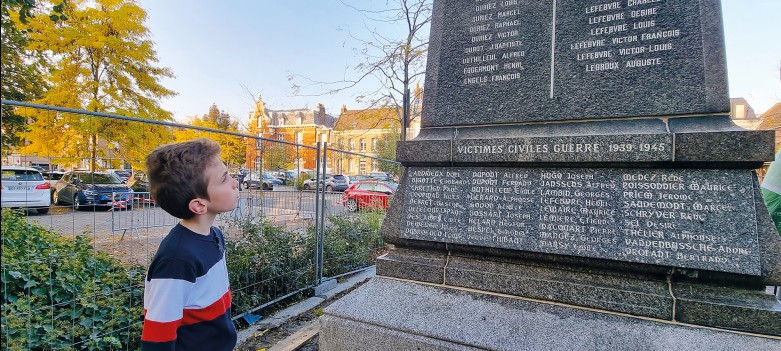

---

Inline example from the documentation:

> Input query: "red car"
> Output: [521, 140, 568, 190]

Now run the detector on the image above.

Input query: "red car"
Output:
[340, 181, 397, 212]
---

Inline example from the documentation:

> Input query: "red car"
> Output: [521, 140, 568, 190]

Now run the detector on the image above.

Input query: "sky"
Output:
[136, 0, 781, 125]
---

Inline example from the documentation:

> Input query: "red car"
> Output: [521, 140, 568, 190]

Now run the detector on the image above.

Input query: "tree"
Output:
[174, 104, 246, 169]
[13, 0, 176, 170]
[290, 0, 431, 140]
[0, 1, 46, 153]
[374, 122, 402, 177]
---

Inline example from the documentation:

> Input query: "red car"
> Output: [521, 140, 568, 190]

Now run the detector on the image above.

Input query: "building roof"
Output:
[758, 102, 781, 130]
[265, 108, 336, 128]
[334, 107, 399, 131]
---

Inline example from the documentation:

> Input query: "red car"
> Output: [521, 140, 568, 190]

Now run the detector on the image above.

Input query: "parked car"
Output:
[367, 171, 396, 183]
[1, 166, 51, 214]
[270, 170, 299, 185]
[302, 174, 331, 191]
[302, 174, 349, 192]
[43, 170, 66, 187]
[126, 170, 156, 203]
[339, 180, 397, 212]
[264, 173, 283, 186]
[242, 172, 274, 190]
[346, 174, 371, 185]
[53, 171, 134, 210]
[42, 170, 66, 196]
[106, 169, 132, 183]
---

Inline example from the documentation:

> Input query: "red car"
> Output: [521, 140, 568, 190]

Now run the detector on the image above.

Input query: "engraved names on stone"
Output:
[575, 0, 683, 73]
[461, 0, 684, 86]
[425, 0, 723, 126]
[400, 167, 760, 275]
[463, 0, 527, 86]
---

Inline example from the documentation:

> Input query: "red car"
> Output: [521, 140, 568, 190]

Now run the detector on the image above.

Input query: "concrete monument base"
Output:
[320, 277, 780, 351]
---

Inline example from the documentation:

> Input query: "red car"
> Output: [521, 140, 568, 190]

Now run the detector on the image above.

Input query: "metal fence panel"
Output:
[1, 100, 396, 349]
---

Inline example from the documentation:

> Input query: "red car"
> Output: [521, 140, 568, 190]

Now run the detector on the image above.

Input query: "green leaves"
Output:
[1, 209, 145, 350]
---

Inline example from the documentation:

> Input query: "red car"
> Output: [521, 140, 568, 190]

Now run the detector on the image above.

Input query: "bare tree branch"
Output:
[288, 0, 431, 137]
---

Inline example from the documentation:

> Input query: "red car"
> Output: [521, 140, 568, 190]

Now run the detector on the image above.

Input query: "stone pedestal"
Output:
[321, 278, 779, 351]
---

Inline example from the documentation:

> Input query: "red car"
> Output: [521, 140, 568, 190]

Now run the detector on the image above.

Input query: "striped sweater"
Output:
[141, 224, 237, 351]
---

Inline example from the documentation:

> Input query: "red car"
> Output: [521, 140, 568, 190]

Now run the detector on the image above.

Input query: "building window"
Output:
[359, 160, 366, 174]
[736, 105, 746, 119]
[295, 132, 303, 144]
[371, 138, 377, 151]
[337, 139, 344, 149]
[360, 139, 366, 152]
[372, 161, 378, 172]
[278, 134, 284, 141]
[297, 114, 304, 125]
[348, 139, 354, 151]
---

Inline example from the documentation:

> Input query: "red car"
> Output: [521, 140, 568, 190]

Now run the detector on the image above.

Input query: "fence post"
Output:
[318, 143, 328, 277]
[313, 142, 337, 295]
[313, 143, 322, 285]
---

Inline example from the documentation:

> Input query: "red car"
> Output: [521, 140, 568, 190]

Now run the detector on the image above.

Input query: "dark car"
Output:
[339, 180, 397, 212]
[53, 171, 134, 210]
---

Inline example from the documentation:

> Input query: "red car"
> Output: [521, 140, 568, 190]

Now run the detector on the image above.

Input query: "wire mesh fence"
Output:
[1, 100, 398, 350]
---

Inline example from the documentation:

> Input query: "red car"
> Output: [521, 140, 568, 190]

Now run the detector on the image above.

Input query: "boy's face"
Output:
[204, 158, 239, 214]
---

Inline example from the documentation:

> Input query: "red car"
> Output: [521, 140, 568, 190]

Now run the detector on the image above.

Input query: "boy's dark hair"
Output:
[145, 138, 222, 219]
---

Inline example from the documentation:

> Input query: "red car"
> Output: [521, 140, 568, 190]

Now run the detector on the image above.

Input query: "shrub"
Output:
[1, 210, 145, 351]
[309, 211, 387, 278]
[294, 173, 311, 191]
[225, 217, 312, 315]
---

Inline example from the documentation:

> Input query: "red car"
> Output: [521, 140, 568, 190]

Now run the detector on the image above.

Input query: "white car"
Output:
[1, 166, 52, 214]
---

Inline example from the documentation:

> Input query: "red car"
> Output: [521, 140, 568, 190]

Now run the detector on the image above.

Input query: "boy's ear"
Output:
[188, 198, 209, 215]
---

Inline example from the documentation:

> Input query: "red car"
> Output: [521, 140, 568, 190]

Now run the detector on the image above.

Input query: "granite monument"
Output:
[321, 1, 781, 349]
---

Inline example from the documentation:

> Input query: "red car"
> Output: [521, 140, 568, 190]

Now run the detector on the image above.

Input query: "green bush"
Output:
[1, 210, 145, 351]
[225, 211, 387, 318]
[225, 217, 312, 315]
[294, 173, 311, 191]
[308, 211, 387, 278]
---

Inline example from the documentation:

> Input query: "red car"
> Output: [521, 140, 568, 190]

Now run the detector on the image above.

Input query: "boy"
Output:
[141, 138, 239, 351]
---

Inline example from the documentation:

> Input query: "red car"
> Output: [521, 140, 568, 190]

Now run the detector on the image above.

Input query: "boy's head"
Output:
[145, 138, 237, 219]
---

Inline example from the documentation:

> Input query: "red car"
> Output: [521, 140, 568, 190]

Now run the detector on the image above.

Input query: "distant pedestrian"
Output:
[141, 138, 239, 350]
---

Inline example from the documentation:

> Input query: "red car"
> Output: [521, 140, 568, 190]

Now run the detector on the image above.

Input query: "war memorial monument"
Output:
[320, 0, 781, 349]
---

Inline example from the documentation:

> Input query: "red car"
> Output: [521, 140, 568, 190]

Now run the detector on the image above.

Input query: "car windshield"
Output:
[77, 173, 122, 184]
[385, 183, 398, 191]
[332, 175, 346, 180]
[114, 170, 131, 178]
[262, 174, 274, 180]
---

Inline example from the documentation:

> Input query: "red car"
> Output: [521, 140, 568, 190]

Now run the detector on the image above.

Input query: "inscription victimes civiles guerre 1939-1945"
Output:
[399, 167, 761, 275]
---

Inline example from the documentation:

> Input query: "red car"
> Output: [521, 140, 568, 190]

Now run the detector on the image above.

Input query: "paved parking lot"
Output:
[21, 188, 347, 263]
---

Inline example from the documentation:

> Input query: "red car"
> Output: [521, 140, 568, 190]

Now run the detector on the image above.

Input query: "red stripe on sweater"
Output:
[141, 316, 182, 342]
[142, 291, 231, 342]
[182, 290, 232, 324]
